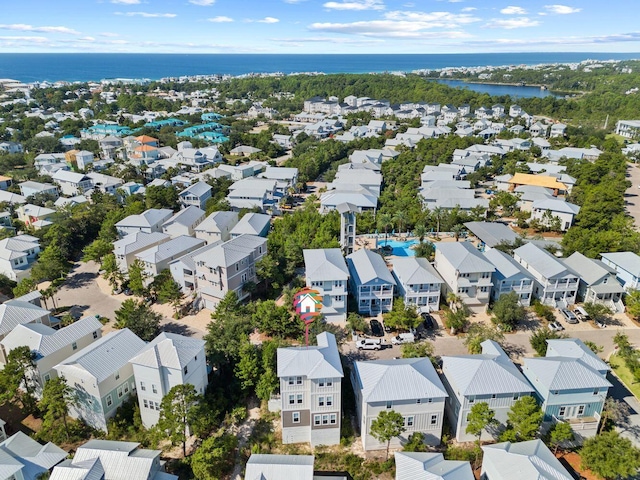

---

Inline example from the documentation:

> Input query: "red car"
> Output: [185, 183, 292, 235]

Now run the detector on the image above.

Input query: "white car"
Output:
[356, 339, 382, 350]
[391, 332, 416, 345]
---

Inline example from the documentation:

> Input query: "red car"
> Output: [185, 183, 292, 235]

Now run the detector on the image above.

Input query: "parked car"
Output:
[421, 312, 436, 329]
[548, 321, 564, 331]
[595, 318, 607, 328]
[559, 308, 578, 324]
[391, 332, 416, 345]
[356, 338, 382, 350]
[574, 306, 590, 321]
[123, 288, 133, 296]
[370, 319, 384, 337]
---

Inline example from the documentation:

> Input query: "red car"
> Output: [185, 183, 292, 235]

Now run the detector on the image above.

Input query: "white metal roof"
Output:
[435, 242, 495, 274]
[0, 300, 50, 336]
[303, 248, 349, 282]
[277, 332, 343, 380]
[482, 248, 533, 282]
[135, 235, 205, 265]
[391, 257, 443, 287]
[229, 213, 270, 237]
[0, 431, 67, 480]
[113, 231, 170, 256]
[162, 206, 205, 229]
[195, 210, 238, 235]
[130, 332, 204, 370]
[395, 452, 473, 480]
[546, 338, 609, 373]
[513, 243, 574, 280]
[523, 357, 611, 391]
[346, 248, 395, 286]
[481, 440, 573, 480]
[245, 454, 314, 480]
[115, 209, 173, 229]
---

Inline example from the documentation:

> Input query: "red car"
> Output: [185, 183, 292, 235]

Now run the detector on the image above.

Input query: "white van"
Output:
[391, 332, 416, 345]
[574, 306, 590, 321]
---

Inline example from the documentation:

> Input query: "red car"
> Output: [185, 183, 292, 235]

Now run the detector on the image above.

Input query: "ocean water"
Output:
[0, 52, 638, 83]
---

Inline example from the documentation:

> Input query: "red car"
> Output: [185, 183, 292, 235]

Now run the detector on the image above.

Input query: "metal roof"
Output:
[229, 213, 270, 237]
[531, 198, 580, 215]
[179, 181, 211, 198]
[245, 454, 314, 480]
[0, 300, 50, 336]
[482, 249, 533, 282]
[277, 332, 344, 380]
[113, 232, 170, 256]
[395, 452, 473, 480]
[513, 243, 576, 280]
[135, 235, 205, 265]
[130, 332, 204, 370]
[435, 242, 495, 274]
[195, 211, 238, 234]
[0, 431, 67, 480]
[347, 248, 395, 287]
[50, 457, 105, 480]
[321, 189, 378, 210]
[463, 222, 519, 248]
[563, 252, 619, 287]
[442, 341, 532, 397]
[600, 252, 640, 276]
[523, 357, 611, 391]
[481, 440, 573, 480]
[391, 257, 443, 286]
[546, 338, 610, 374]
[55, 329, 145, 383]
[115, 209, 173, 229]
[194, 234, 266, 269]
[354, 358, 447, 403]
[162, 206, 205, 229]
[303, 248, 349, 282]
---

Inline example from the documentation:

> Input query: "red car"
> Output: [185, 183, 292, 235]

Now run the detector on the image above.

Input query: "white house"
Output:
[135, 235, 206, 282]
[113, 231, 170, 273]
[161, 205, 205, 238]
[482, 249, 535, 306]
[179, 181, 212, 210]
[564, 252, 625, 312]
[54, 328, 146, 432]
[530, 198, 580, 231]
[115, 208, 173, 237]
[395, 452, 473, 480]
[194, 210, 239, 245]
[0, 431, 67, 480]
[130, 332, 208, 428]
[346, 248, 395, 315]
[352, 358, 448, 450]
[303, 248, 349, 322]
[481, 440, 573, 480]
[51, 170, 93, 197]
[277, 332, 344, 447]
[391, 257, 443, 313]
[600, 251, 640, 291]
[0, 299, 54, 360]
[0, 234, 40, 281]
[229, 212, 270, 238]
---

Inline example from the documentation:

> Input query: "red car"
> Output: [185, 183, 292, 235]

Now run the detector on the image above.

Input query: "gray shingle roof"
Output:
[303, 248, 349, 282]
[481, 440, 573, 480]
[395, 452, 474, 480]
[391, 257, 443, 286]
[277, 332, 344, 380]
[346, 248, 395, 286]
[463, 222, 519, 248]
[442, 341, 532, 396]
[55, 329, 145, 383]
[130, 332, 204, 370]
[435, 242, 495, 274]
[354, 358, 447, 403]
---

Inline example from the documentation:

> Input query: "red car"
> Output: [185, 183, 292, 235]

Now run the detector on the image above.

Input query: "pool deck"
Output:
[354, 233, 463, 253]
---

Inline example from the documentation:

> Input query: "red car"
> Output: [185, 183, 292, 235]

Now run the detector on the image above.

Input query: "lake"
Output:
[434, 79, 559, 99]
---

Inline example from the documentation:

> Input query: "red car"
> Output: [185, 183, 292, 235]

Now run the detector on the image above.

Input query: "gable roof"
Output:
[442, 341, 532, 396]
[482, 248, 532, 281]
[0, 300, 50, 336]
[162, 206, 205, 229]
[463, 222, 519, 248]
[482, 440, 573, 480]
[531, 198, 580, 215]
[179, 181, 211, 198]
[600, 252, 640, 276]
[395, 452, 474, 480]
[524, 356, 611, 391]
[346, 248, 395, 286]
[563, 252, 617, 286]
[194, 234, 265, 269]
[513, 243, 574, 279]
[130, 332, 204, 370]
[277, 332, 343, 380]
[435, 242, 495, 274]
[354, 358, 447, 403]
[391, 257, 443, 286]
[55, 329, 145, 383]
[508, 173, 567, 191]
[135, 235, 205, 265]
[0, 431, 66, 480]
[244, 454, 314, 480]
[195, 211, 239, 235]
[229, 213, 270, 236]
[303, 248, 349, 282]
[545, 338, 610, 374]
[115, 209, 173, 229]
[113, 232, 170, 256]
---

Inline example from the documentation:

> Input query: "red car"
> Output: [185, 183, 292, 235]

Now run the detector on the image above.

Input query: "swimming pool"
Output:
[378, 238, 420, 256]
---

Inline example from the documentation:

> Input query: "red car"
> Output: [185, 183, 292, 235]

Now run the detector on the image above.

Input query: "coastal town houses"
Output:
[135, 235, 205, 283]
[441, 340, 535, 442]
[0, 431, 67, 480]
[522, 338, 611, 442]
[113, 231, 170, 274]
[229, 212, 271, 238]
[391, 257, 444, 313]
[130, 332, 208, 429]
[50, 440, 178, 480]
[115, 208, 173, 237]
[51, 170, 93, 196]
[346, 248, 395, 315]
[16, 204, 55, 229]
[615, 119, 640, 139]
[178, 181, 212, 210]
[18, 180, 59, 199]
[513, 243, 579, 307]
[0, 298, 54, 358]
[395, 452, 474, 480]
[482, 248, 535, 306]
[563, 252, 625, 312]
[195, 210, 239, 244]
[277, 332, 344, 447]
[530, 198, 580, 231]
[481, 440, 574, 480]
[433, 242, 495, 307]
[600, 251, 640, 291]
[0, 234, 40, 281]
[161, 205, 205, 238]
[54, 328, 146, 432]
[244, 454, 315, 480]
[352, 358, 448, 450]
[303, 248, 349, 323]
[1, 315, 103, 397]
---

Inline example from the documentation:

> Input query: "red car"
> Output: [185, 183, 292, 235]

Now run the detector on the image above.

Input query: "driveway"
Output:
[624, 163, 640, 229]
[608, 371, 640, 447]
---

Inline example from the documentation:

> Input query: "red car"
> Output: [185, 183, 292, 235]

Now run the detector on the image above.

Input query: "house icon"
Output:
[297, 292, 322, 314]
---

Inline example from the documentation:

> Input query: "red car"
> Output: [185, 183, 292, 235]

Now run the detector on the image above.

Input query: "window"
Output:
[330, 414, 337, 425]
[93, 331, 98, 339]
[152, 384, 158, 394]
[288, 377, 294, 386]
[319, 396, 325, 407]
[143, 399, 149, 408]
[319, 379, 325, 387]
[115, 372, 120, 381]
[593, 389, 599, 396]
[314, 415, 321, 426]
[513, 394, 519, 401]
[386, 401, 392, 409]
[578, 405, 585, 416]
[292, 412, 300, 423]
[491, 394, 497, 399]
[431, 414, 438, 425]
[43, 373, 51, 383]
[140, 382, 146, 391]
[322, 415, 329, 425]
[559, 406, 566, 417]
[117, 386, 124, 398]
[183, 366, 188, 375]
[405, 416, 414, 427]
[289, 394, 295, 405]
[428, 398, 433, 403]
[326, 396, 333, 407]
[552, 390, 558, 395]
[416, 399, 421, 404]
[123, 383, 129, 394]
[296, 376, 303, 385]
[296, 394, 303, 404]
[106, 395, 113, 407]
[326, 379, 332, 387]
[468, 396, 475, 404]
[154, 402, 160, 411]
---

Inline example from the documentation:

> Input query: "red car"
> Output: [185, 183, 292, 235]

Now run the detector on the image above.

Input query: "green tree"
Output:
[500, 396, 543, 442]
[581, 431, 640, 480]
[370, 410, 406, 460]
[13, 277, 37, 298]
[377, 212, 393, 240]
[235, 341, 261, 394]
[39, 376, 74, 441]
[82, 238, 114, 263]
[127, 259, 149, 296]
[157, 275, 184, 317]
[491, 292, 526, 331]
[466, 402, 497, 457]
[626, 289, 640, 320]
[402, 432, 428, 452]
[252, 300, 301, 339]
[401, 341, 435, 360]
[347, 312, 368, 334]
[190, 433, 238, 480]
[382, 298, 421, 331]
[464, 323, 505, 354]
[548, 421, 574, 453]
[157, 384, 204, 457]
[529, 328, 566, 357]
[583, 302, 613, 324]
[114, 299, 161, 341]
[101, 253, 124, 290]
[443, 307, 469, 335]
[255, 339, 283, 401]
[599, 398, 631, 434]
[0, 346, 38, 413]
[30, 244, 69, 283]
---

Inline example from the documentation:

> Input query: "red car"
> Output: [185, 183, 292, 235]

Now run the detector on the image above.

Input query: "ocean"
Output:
[0, 52, 638, 83]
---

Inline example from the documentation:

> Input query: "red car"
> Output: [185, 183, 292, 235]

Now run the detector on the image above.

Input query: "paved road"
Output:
[624, 163, 640, 229]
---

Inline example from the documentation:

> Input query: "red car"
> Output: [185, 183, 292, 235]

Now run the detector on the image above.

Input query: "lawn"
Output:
[609, 354, 640, 399]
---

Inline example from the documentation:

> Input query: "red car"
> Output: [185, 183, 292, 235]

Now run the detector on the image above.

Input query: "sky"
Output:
[0, 0, 639, 54]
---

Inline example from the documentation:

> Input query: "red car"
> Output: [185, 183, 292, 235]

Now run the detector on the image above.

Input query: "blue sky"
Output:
[0, 0, 639, 54]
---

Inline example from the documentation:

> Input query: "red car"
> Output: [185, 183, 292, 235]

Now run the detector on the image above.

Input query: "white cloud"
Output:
[275, 36, 384, 44]
[500, 6, 527, 15]
[258, 17, 280, 23]
[0, 35, 49, 43]
[323, 0, 385, 11]
[189, 0, 216, 5]
[78, 36, 95, 41]
[100, 32, 120, 37]
[208, 16, 234, 22]
[544, 4, 581, 14]
[461, 7, 477, 12]
[114, 11, 177, 17]
[110, 0, 141, 4]
[0, 24, 80, 35]
[485, 17, 540, 29]
[384, 10, 481, 25]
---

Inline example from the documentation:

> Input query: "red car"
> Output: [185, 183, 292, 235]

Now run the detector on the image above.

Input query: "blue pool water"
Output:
[378, 239, 420, 257]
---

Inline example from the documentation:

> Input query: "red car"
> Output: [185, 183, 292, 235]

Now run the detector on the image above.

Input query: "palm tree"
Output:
[377, 213, 393, 242]
[413, 223, 427, 243]
[446, 292, 462, 312]
[393, 211, 408, 237]
[451, 224, 465, 242]
[432, 207, 443, 238]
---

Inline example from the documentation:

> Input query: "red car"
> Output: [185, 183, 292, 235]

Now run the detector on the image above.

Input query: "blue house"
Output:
[522, 338, 611, 442]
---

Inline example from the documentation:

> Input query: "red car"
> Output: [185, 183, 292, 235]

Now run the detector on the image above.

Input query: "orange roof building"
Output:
[508, 173, 567, 196]
[135, 135, 159, 146]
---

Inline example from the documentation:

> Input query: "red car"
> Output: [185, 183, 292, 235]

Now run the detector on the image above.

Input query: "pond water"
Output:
[433, 79, 560, 99]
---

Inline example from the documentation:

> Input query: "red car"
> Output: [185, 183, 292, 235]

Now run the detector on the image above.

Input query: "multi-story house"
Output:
[130, 332, 208, 428]
[0, 298, 53, 359]
[0, 431, 67, 480]
[1, 316, 103, 396]
[191, 234, 267, 310]
[244, 454, 314, 480]
[395, 452, 473, 480]
[194, 211, 239, 244]
[161, 206, 205, 238]
[16, 204, 55, 229]
[522, 338, 611, 442]
[482, 248, 534, 306]
[135, 235, 205, 283]
[513, 243, 579, 307]
[54, 328, 145, 432]
[600, 251, 640, 291]
[481, 440, 574, 480]
[229, 212, 270, 238]
[352, 358, 448, 450]
[115, 208, 173, 238]
[51, 170, 93, 197]
[391, 257, 443, 313]
[441, 340, 534, 442]
[18, 180, 59, 199]
[615, 119, 640, 139]
[564, 252, 625, 312]
[433, 242, 495, 306]
[303, 249, 349, 322]
[113, 231, 170, 273]
[346, 248, 395, 315]
[277, 332, 344, 446]
[0, 234, 40, 281]
[178, 181, 212, 210]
